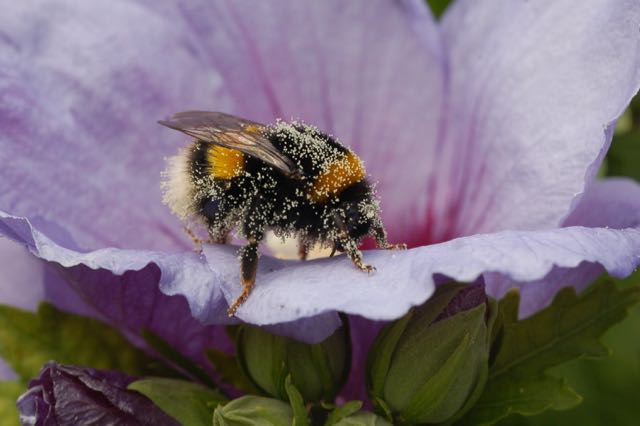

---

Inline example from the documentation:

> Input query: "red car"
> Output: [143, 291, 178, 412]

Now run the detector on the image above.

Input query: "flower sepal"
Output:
[367, 283, 496, 424]
[212, 395, 294, 426]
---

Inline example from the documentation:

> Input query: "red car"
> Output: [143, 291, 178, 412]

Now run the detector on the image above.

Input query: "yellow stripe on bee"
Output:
[206, 145, 245, 179]
[309, 152, 365, 203]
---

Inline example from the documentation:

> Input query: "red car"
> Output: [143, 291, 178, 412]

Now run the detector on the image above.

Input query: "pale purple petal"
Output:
[0, 237, 97, 319]
[434, 0, 640, 240]
[0, 238, 45, 311]
[488, 178, 640, 317]
[0, 0, 445, 345]
[486, 263, 609, 319]
[1, 0, 442, 250]
[200, 226, 640, 328]
[0, 211, 338, 345]
[3, 203, 640, 346]
[0, 238, 94, 381]
[0, 0, 235, 251]
[564, 177, 640, 228]
[2, 0, 639, 362]
[1, 216, 240, 363]
[0, 213, 239, 364]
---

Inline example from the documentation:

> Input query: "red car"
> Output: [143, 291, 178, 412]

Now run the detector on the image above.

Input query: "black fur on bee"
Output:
[160, 111, 405, 316]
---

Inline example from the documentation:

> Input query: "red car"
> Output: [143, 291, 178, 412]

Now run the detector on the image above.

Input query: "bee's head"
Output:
[333, 181, 381, 244]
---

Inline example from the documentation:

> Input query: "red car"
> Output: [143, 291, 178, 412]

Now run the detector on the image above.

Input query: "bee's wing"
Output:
[159, 111, 301, 178]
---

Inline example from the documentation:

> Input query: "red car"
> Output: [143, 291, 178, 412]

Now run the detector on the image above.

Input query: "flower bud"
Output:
[236, 323, 350, 403]
[213, 396, 293, 425]
[16, 362, 177, 425]
[368, 283, 495, 424]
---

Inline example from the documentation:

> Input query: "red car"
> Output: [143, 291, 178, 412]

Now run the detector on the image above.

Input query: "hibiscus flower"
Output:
[1, 0, 639, 393]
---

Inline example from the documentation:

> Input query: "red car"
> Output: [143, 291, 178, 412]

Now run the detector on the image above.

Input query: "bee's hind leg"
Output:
[227, 238, 260, 317]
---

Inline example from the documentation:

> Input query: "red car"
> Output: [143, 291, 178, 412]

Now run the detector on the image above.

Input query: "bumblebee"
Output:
[160, 111, 405, 316]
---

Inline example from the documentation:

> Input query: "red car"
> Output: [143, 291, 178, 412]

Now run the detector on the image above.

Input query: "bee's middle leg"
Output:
[184, 226, 213, 252]
[228, 196, 267, 317]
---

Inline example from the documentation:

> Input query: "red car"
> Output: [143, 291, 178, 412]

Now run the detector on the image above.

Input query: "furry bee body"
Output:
[161, 112, 404, 315]
[187, 122, 375, 245]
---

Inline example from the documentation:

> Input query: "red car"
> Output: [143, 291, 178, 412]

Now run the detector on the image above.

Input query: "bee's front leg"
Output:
[341, 236, 376, 274]
[337, 234, 375, 274]
[332, 212, 375, 273]
[227, 238, 261, 317]
[372, 225, 407, 251]
[184, 226, 213, 252]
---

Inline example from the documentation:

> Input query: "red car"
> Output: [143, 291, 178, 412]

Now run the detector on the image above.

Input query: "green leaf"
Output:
[462, 375, 581, 426]
[498, 305, 640, 426]
[0, 303, 160, 380]
[497, 289, 520, 325]
[142, 329, 216, 389]
[285, 375, 309, 426]
[493, 283, 637, 375]
[426, 0, 452, 18]
[129, 377, 225, 426]
[326, 401, 363, 425]
[607, 128, 640, 181]
[460, 282, 640, 425]
[206, 348, 260, 394]
[213, 396, 293, 426]
[0, 381, 23, 426]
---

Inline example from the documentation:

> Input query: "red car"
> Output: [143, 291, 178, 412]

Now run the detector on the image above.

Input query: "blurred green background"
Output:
[426, 1, 640, 424]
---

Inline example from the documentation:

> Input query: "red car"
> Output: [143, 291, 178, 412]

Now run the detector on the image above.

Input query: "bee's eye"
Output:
[341, 201, 374, 240]
[346, 205, 359, 220]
